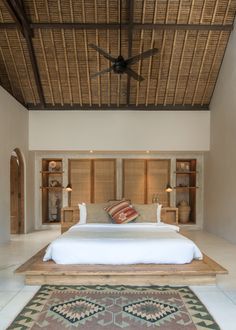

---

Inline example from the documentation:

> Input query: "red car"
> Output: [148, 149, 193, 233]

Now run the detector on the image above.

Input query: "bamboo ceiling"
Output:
[0, 0, 235, 110]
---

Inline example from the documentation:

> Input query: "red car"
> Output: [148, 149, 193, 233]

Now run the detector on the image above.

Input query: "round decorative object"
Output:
[178, 200, 191, 223]
[50, 180, 61, 187]
[49, 161, 57, 171]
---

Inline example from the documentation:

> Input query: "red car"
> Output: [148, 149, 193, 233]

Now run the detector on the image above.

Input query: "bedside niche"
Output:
[41, 158, 64, 224]
[175, 159, 198, 224]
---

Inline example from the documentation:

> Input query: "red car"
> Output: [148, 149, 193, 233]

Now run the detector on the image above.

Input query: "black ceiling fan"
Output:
[89, 1, 158, 82]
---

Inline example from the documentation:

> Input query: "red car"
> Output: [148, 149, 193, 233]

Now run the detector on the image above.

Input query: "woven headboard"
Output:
[63, 203, 167, 224]
[85, 203, 160, 223]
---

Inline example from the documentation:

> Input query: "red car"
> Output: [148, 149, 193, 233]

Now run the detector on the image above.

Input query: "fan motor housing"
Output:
[113, 55, 127, 74]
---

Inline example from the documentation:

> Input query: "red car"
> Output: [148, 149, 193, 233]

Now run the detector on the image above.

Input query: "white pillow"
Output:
[157, 203, 162, 223]
[78, 203, 87, 224]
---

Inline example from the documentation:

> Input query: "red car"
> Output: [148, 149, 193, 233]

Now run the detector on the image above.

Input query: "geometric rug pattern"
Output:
[8, 285, 220, 329]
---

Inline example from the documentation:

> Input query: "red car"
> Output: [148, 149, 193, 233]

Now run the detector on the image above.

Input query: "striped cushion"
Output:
[105, 200, 139, 224]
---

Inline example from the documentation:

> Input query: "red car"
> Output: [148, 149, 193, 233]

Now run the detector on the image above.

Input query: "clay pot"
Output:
[178, 200, 191, 224]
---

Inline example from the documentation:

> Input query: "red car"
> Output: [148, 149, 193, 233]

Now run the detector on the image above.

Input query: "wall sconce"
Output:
[165, 183, 173, 193]
[65, 183, 72, 192]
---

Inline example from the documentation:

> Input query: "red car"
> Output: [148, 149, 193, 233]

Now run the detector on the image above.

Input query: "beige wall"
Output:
[0, 87, 34, 242]
[29, 111, 210, 151]
[204, 24, 236, 243]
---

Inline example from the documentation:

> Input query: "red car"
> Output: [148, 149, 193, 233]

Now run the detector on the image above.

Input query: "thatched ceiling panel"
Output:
[0, 0, 235, 110]
[23, 0, 126, 24]
[15, 0, 236, 25]
[133, 0, 236, 25]
[0, 2, 13, 23]
[0, 29, 39, 104]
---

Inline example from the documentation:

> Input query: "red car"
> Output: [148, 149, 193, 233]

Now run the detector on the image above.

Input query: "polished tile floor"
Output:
[0, 228, 235, 330]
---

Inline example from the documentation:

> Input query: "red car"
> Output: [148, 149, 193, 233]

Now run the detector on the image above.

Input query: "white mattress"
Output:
[43, 223, 203, 265]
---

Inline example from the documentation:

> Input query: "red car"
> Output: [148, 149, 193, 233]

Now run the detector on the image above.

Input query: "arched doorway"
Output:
[10, 148, 24, 234]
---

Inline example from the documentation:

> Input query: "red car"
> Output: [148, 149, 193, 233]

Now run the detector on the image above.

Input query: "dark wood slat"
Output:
[24, 33, 45, 107]
[126, 0, 134, 105]
[27, 103, 209, 111]
[0, 22, 232, 31]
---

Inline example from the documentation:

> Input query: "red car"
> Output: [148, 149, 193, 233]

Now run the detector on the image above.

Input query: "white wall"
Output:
[0, 87, 33, 242]
[204, 23, 236, 243]
[29, 111, 210, 151]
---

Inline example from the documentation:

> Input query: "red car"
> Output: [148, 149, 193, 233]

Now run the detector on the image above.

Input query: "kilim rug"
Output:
[8, 285, 220, 330]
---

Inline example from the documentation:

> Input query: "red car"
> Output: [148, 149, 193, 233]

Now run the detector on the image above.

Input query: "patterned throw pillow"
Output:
[105, 200, 139, 224]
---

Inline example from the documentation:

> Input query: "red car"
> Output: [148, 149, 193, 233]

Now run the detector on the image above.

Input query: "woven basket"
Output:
[178, 200, 191, 224]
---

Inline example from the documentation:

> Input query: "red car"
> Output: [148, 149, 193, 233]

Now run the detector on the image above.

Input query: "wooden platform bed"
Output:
[17, 204, 227, 286]
[16, 248, 227, 286]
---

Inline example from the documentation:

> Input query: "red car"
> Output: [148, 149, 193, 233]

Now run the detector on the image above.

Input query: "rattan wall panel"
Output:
[123, 159, 146, 204]
[69, 159, 116, 206]
[94, 159, 116, 203]
[147, 159, 170, 206]
[69, 159, 92, 206]
[123, 159, 171, 205]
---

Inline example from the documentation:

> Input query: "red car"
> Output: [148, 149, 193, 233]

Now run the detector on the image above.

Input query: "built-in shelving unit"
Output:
[41, 159, 63, 224]
[37, 154, 203, 228]
[175, 159, 197, 224]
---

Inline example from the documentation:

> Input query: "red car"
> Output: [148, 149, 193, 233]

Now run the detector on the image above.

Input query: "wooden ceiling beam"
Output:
[134, 23, 233, 31]
[3, 0, 45, 108]
[27, 103, 209, 111]
[31, 23, 233, 31]
[0, 23, 16, 28]
[10, 0, 32, 36]
[0, 22, 232, 32]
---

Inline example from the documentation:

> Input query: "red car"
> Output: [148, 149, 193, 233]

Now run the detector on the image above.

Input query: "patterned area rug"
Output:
[8, 285, 220, 329]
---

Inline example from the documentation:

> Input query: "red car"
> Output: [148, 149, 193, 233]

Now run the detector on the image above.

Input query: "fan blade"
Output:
[124, 67, 144, 82]
[90, 66, 114, 78]
[126, 48, 158, 65]
[89, 43, 116, 62]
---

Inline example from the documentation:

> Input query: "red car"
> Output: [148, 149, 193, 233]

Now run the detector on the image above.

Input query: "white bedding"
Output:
[43, 223, 202, 265]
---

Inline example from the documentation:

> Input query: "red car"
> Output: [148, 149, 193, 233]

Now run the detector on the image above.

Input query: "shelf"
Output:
[41, 171, 64, 174]
[41, 187, 64, 190]
[179, 221, 196, 225]
[41, 159, 63, 225]
[175, 171, 198, 174]
[176, 159, 197, 224]
[175, 186, 199, 190]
